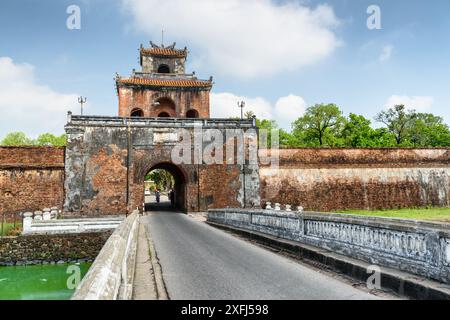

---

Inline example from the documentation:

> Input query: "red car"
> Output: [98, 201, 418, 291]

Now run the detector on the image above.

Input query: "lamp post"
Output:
[238, 101, 245, 120]
[78, 96, 87, 115]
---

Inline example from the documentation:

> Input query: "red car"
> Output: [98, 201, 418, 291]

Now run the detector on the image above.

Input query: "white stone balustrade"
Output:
[207, 208, 450, 284]
[34, 211, 43, 221]
[265, 202, 272, 210]
[274, 203, 281, 211]
[50, 210, 58, 220]
[43, 209, 51, 221]
[285, 205, 292, 212]
[23, 212, 33, 233]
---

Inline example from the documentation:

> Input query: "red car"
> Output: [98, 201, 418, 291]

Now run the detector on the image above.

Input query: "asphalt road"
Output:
[142, 212, 379, 300]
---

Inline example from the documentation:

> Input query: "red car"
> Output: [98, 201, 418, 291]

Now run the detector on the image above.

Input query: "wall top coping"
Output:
[208, 208, 450, 235]
[66, 115, 256, 129]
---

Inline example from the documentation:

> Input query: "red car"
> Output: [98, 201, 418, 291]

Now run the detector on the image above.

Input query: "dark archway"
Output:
[144, 162, 187, 212]
[157, 64, 170, 74]
[153, 97, 176, 117]
[130, 108, 144, 117]
[186, 109, 199, 118]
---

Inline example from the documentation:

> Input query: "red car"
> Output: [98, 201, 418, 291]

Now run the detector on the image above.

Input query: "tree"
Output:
[375, 105, 417, 145]
[407, 113, 450, 147]
[340, 114, 396, 147]
[146, 169, 174, 191]
[1, 132, 33, 146]
[340, 114, 373, 147]
[244, 111, 256, 119]
[35, 133, 67, 147]
[1, 132, 67, 147]
[292, 103, 345, 146]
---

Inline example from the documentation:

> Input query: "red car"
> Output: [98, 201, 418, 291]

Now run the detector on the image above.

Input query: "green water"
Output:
[0, 263, 91, 300]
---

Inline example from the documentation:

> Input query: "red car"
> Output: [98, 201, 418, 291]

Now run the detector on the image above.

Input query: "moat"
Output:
[0, 263, 91, 300]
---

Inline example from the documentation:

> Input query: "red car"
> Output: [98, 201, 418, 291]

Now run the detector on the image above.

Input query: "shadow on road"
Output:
[144, 201, 179, 212]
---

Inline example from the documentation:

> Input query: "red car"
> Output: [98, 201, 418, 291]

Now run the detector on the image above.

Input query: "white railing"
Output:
[208, 207, 450, 284]
[71, 211, 140, 300]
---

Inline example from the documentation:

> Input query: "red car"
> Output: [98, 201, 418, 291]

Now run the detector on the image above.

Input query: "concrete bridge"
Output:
[71, 206, 450, 300]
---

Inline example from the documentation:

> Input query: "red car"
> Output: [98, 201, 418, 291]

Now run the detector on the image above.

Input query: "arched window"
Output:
[158, 112, 170, 117]
[130, 108, 144, 117]
[186, 109, 199, 118]
[157, 64, 170, 74]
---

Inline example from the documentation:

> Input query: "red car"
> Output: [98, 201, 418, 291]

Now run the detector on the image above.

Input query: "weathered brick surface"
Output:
[0, 147, 65, 214]
[118, 87, 210, 118]
[64, 118, 259, 215]
[260, 148, 450, 211]
[261, 148, 450, 168]
[0, 146, 64, 168]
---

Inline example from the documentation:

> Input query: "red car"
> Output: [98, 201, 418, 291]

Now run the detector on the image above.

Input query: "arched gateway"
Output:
[143, 162, 187, 211]
[64, 115, 260, 215]
[63, 41, 260, 216]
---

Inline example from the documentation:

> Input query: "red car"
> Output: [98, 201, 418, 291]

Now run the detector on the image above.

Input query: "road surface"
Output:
[141, 211, 379, 300]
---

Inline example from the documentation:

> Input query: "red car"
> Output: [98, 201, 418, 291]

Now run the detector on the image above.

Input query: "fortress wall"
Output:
[0, 147, 65, 214]
[259, 148, 450, 211]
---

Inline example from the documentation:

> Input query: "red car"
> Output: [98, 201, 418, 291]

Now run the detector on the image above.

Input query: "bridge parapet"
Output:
[71, 211, 139, 300]
[208, 208, 450, 284]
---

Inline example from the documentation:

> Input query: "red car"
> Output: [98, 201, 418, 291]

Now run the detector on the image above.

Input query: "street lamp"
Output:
[78, 96, 87, 115]
[238, 101, 245, 120]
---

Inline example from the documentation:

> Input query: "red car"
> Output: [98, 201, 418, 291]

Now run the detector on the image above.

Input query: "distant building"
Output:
[116, 41, 213, 118]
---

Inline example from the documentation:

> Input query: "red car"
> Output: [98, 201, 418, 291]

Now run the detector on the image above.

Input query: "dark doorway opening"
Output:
[144, 163, 187, 212]
[157, 64, 170, 74]
[158, 112, 170, 118]
[130, 108, 144, 117]
[186, 109, 199, 118]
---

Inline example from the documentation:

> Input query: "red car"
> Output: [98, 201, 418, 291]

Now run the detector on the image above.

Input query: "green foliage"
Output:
[255, 118, 278, 148]
[336, 207, 450, 223]
[340, 114, 396, 147]
[292, 103, 346, 146]
[0, 132, 67, 147]
[254, 103, 450, 148]
[407, 113, 450, 147]
[1, 132, 34, 146]
[145, 169, 174, 191]
[35, 133, 67, 147]
[375, 105, 417, 145]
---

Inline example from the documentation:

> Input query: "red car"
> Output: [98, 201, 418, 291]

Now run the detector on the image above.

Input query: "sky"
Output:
[0, 0, 449, 138]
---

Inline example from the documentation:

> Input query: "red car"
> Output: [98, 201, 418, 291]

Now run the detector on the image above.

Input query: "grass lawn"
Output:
[336, 207, 450, 223]
[0, 222, 22, 236]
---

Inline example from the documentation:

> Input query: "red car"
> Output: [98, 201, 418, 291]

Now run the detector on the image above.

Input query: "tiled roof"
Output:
[116, 77, 212, 88]
[141, 47, 188, 58]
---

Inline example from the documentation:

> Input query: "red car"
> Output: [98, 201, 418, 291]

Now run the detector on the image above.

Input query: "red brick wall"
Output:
[0, 147, 65, 214]
[260, 148, 450, 211]
[118, 86, 210, 118]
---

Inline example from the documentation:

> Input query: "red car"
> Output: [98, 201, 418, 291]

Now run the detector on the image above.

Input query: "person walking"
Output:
[169, 189, 175, 208]
[155, 189, 160, 204]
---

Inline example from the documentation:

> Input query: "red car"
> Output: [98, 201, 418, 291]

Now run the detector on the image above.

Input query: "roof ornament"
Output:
[150, 41, 160, 49]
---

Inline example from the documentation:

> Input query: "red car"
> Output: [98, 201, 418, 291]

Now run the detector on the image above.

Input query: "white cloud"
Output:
[0, 57, 78, 139]
[274, 94, 307, 128]
[122, 0, 341, 78]
[211, 92, 305, 130]
[379, 45, 393, 62]
[386, 95, 434, 112]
